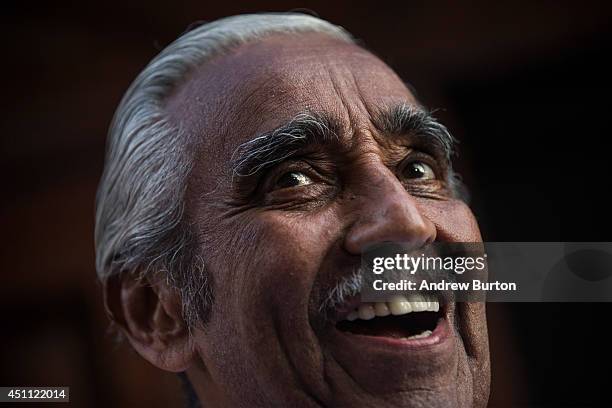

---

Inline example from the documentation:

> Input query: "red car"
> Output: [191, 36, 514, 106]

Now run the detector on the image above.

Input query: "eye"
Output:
[404, 161, 436, 180]
[274, 171, 313, 189]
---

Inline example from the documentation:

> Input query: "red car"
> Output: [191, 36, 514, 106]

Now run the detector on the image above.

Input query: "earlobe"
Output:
[103, 273, 195, 372]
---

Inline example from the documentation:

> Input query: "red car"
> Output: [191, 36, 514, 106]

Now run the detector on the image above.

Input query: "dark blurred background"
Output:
[2, 1, 611, 407]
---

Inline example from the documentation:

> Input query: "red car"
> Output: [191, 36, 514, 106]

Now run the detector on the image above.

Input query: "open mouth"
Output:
[335, 294, 443, 341]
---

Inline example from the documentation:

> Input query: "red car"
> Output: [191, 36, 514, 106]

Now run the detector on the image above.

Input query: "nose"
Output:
[343, 167, 437, 255]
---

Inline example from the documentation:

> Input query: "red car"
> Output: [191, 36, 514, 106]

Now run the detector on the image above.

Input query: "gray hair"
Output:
[94, 13, 354, 327]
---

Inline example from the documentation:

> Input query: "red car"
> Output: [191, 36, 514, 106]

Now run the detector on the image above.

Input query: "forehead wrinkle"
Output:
[318, 61, 368, 145]
[232, 75, 281, 120]
[176, 33, 442, 190]
[311, 56, 420, 156]
[217, 39, 401, 141]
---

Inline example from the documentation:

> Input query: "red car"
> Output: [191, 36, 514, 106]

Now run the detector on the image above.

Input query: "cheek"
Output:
[208, 209, 342, 318]
[417, 199, 483, 242]
[198, 210, 342, 389]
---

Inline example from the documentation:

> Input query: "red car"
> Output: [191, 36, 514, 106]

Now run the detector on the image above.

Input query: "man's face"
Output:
[166, 33, 489, 407]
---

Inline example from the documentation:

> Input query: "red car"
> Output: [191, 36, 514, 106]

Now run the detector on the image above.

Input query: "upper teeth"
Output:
[344, 294, 439, 322]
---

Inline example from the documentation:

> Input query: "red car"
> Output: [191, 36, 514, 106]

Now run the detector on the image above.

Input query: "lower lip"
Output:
[334, 315, 451, 350]
[322, 307, 459, 394]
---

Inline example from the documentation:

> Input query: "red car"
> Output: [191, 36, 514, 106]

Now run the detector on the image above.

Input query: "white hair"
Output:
[94, 13, 354, 326]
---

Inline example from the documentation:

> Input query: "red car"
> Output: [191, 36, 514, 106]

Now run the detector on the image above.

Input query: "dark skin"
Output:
[105, 33, 490, 407]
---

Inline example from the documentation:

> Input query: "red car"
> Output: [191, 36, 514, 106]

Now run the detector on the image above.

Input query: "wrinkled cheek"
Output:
[199, 211, 337, 399]
[222, 212, 329, 288]
[416, 199, 490, 406]
[416, 199, 483, 242]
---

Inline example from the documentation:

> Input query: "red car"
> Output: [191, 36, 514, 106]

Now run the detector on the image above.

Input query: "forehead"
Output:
[165, 32, 418, 158]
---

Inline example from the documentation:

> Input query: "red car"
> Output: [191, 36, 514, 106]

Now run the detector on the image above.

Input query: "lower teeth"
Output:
[406, 330, 432, 340]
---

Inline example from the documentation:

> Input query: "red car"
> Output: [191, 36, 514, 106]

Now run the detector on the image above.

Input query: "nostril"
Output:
[343, 219, 436, 256]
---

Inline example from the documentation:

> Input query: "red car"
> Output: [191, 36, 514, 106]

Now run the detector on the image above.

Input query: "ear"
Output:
[103, 272, 195, 372]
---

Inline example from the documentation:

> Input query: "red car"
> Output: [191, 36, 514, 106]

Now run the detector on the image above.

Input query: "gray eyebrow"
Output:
[230, 103, 456, 179]
[230, 112, 340, 177]
[372, 103, 456, 161]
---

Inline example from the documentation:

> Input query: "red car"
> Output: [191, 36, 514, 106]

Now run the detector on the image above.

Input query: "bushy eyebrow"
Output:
[230, 103, 456, 178]
[230, 112, 340, 177]
[372, 102, 456, 162]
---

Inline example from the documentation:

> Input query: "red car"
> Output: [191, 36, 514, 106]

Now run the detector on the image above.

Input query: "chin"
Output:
[310, 293, 487, 407]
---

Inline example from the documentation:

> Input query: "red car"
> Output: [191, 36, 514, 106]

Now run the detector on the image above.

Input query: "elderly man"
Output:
[95, 13, 490, 407]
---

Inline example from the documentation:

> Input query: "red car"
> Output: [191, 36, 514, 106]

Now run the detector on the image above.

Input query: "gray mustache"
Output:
[319, 268, 363, 313]
[318, 265, 460, 313]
